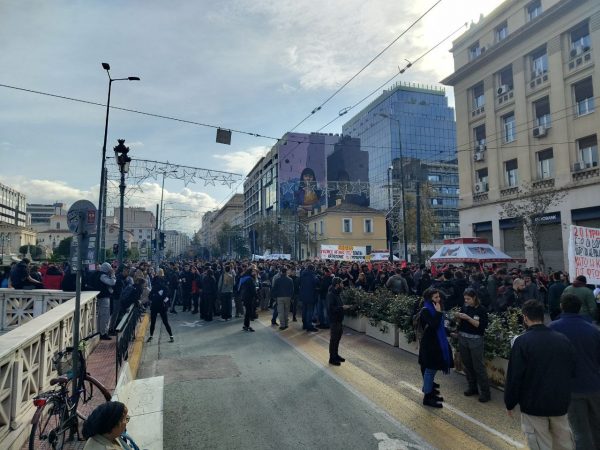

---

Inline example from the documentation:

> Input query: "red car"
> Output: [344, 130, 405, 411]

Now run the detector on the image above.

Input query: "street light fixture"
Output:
[95, 63, 140, 265]
[378, 113, 409, 263]
[114, 139, 131, 266]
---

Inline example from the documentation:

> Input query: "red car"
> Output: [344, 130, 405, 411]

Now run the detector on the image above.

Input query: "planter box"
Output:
[343, 314, 367, 333]
[397, 332, 419, 356]
[485, 357, 508, 387]
[365, 320, 399, 347]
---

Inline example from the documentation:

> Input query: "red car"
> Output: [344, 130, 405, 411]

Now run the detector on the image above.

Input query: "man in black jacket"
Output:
[327, 277, 351, 366]
[505, 300, 576, 449]
[271, 267, 294, 330]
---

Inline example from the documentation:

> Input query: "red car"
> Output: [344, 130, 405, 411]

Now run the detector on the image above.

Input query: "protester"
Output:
[549, 294, 600, 449]
[548, 271, 568, 320]
[417, 287, 453, 408]
[327, 277, 352, 366]
[10, 258, 43, 289]
[562, 275, 597, 322]
[271, 266, 294, 330]
[218, 265, 234, 321]
[456, 288, 490, 403]
[239, 268, 257, 332]
[146, 269, 174, 343]
[299, 264, 319, 332]
[505, 300, 576, 450]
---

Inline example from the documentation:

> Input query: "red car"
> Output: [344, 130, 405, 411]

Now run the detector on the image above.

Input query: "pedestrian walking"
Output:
[456, 288, 491, 403]
[271, 266, 294, 330]
[146, 269, 174, 343]
[549, 294, 600, 449]
[505, 300, 575, 450]
[239, 268, 258, 332]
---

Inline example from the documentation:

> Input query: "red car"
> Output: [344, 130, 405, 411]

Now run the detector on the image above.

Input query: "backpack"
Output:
[412, 303, 428, 346]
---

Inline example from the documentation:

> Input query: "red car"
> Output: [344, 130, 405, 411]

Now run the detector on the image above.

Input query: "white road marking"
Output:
[398, 381, 525, 448]
[179, 321, 202, 327]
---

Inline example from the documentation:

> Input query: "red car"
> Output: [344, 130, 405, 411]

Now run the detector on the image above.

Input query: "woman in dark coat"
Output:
[201, 269, 218, 321]
[417, 287, 453, 408]
[147, 269, 174, 343]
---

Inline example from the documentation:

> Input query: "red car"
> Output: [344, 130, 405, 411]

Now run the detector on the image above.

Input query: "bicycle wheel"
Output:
[75, 375, 112, 421]
[29, 397, 68, 450]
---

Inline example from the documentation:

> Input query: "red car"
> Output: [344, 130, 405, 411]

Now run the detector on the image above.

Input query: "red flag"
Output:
[431, 264, 438, 277]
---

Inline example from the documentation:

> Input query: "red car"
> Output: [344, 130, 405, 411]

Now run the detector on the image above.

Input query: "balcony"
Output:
[500, 186, 519, 197]
[532, 178, 555, 190]
[572, 161, 599, 182]
[528, 70, 549, 93]
[496, 86, 514, 107]
[567, 46, 592, 74]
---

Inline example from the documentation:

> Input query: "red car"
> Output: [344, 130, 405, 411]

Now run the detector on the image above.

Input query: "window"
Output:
[472, 82, 485, 109]
[577, 135, 598, 166]
[573, 77, 595, 116]
[364, 219, 373, 233]
[496, 22, 508, 42]
[530, 47, 548, 78]
[342, 218, 352, 233]
[313, 222, 317, 236]
[476, 168, 489, 185]
[469, 42, 482, 60]
[527, 0, 542, 21]
[537, 148, 554, 179]
[497, 66, 514, 92]
[56, 222, 60, 230]
[474, 124, 486, 146]
[570, 21, 591, 53]
[319, 220, 324, 235]
[505, 159, 519, 186]
[503, 112, 516, 143]
[427, 175, 441, 182]
[533, 96, 551, 127]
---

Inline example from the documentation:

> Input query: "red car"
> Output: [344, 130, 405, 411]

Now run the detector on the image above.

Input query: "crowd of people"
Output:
[3, 256, 600, 449]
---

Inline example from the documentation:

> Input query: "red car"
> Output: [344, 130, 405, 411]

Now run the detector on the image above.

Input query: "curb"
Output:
[128, 312, 150, 379]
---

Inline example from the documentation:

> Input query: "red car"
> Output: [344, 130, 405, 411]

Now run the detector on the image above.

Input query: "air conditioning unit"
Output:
[474, 182, 488, 193]
[474, 152, 485, 162]
[497, 85, 509, 95]
[533, 126, 547, 138]
[573, 161, 586, 171]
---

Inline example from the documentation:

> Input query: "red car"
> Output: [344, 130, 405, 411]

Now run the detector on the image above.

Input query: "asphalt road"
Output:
[138, 311, 525, 450]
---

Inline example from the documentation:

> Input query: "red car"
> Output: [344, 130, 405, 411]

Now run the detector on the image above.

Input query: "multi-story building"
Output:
[197, 210, 218, 251]
[105, 207, 155, 254]
[442, 0, 600, 269]
[342, 82, 458, 211]
[164, 230, 190, 259]
[302, 201, 387, 260]
[1, 182, 28, 227]
[209, 194, 244, 237]
[26, 202, 65, 231]
[36, 214, 70, 252]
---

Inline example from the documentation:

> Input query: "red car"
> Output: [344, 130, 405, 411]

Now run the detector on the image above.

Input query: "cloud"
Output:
[213, 146, 270, 174]
[0, 176, 97, 206]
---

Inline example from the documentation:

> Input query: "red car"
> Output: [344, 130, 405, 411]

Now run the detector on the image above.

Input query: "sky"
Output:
[0, 0, 504, 234]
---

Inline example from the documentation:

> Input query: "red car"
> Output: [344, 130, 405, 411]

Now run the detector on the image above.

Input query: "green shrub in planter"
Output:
[340, 287, 371, 317]
[389, 294, 420, 343]
[483, 308, 524, 360]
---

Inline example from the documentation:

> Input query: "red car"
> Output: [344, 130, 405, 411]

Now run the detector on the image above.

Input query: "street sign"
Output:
[67, 200, 97, 234]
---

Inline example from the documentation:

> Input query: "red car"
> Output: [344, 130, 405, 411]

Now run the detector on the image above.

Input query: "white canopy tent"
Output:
[429, 237, 526, 264]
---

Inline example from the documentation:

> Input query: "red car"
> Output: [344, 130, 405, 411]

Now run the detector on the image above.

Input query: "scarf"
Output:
[424, 300, 452, 373]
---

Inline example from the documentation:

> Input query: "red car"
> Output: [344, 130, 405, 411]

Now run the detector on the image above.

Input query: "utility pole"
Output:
[416, 181, 422, 264]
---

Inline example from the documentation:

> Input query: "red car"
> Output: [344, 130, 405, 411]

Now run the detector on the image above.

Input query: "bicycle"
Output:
[28, 332, 112, 450]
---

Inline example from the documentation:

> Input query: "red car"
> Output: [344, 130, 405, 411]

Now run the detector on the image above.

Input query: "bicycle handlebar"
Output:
[55, 332, 100, 357]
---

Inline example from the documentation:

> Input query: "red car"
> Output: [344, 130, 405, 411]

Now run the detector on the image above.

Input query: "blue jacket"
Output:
[299, 269, 318, 303]
[549, 313, 600, 394]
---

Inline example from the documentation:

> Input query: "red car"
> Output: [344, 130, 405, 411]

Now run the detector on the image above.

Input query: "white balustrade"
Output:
[0, 290, 98, 448]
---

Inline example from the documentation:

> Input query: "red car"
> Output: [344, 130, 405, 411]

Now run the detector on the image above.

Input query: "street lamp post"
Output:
[387, 166, 394, 262]
[114, 139, 131, 266]
[95, 63, 140, 265]
[379, 113, 409, 262]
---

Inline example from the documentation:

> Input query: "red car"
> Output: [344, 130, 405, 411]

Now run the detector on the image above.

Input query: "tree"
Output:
[500, 182, 566, 271]
[389, 182, 436, 252]
[216, 223, 250, 258]
[20, 244, 44, 259]
[52, 237, 72, 260]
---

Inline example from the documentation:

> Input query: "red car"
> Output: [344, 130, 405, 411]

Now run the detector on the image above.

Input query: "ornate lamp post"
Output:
[114, 139, 131, 266]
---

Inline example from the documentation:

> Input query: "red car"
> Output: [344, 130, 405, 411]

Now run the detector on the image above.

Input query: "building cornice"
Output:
[441, 0, 582, 86]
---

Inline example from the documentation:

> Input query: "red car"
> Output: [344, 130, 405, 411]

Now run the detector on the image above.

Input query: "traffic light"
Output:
[159, 232, 165, 250]
[112, 243, 119, 255]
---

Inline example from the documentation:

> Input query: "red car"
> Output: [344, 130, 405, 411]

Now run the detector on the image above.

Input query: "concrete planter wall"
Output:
[397, 332, 419, 356]
[343, 314, 367, 333]
[454, 353, 509, 388]
[365, 320, 399, 347]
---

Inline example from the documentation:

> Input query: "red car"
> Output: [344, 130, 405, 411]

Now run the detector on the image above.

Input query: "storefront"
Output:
[534, 212, 564, 271]
[473, 221, 493, 245]
[572, 206, 600, 229]
[499, 218, 525, 262]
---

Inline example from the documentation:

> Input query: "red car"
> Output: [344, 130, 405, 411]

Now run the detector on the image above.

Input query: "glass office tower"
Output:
[342, 82, 458, 241]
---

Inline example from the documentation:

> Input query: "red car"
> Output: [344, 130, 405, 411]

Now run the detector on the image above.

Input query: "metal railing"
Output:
[0, 291, 98, 447]
[115, 304, 143, 384]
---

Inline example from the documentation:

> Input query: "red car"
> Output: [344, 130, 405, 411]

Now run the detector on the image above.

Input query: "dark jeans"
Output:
[191, 292, 200, 312]
[220, 293, 232, 319]
[317, 295, 329, 326]
[329, 321, 343, 359]
[150, 307, 173, 337]
[458, 335, 490, 397]
[569, 391, 600, 449]
[201, 295, 214, 321]
[302, 301, 315, 330]
[182, 290, 192, 311]
[290, 297, 297, 319]
[243, 301, 253, 328]
[234, 295, 243, 317]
